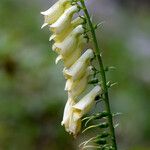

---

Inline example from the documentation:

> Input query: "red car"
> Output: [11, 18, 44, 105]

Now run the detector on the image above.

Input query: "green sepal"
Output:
[94, 138, 107, 145]
[82, 122, 108, 133]
[107, 81, 118, 88]
[99, 131, 110, 138]
[99, 122, 109, 128]
[83, 112, 109, 126]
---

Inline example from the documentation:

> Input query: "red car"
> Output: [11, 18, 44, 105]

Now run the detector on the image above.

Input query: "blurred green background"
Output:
[0, 0, 150, 149]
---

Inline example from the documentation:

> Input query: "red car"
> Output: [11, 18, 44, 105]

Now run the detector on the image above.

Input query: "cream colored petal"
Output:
[65, 79, 73, 91]
[63, 49, 94, 80]
[55, 55, 63, 64]
[63, 35, 87, 68]
[54, 35, 86, 65]
[49, 17, 84, 43]
[53, 25, 84, 56]
[68, 66, 94, 98]
[61, 97, 75, 127]
[65, 66, 94, 99]
[65, 66, 93, 91]
[41, 0, 70, 27]
[54, 36, 77, 56]
[49, 34, 56, 41]
[64, 47, 82, 68]
[72, 85, 102, 118]
[50, 5, 78, 34]
[71, 16, 84, 28]
[68, 114, 81, 136]
[41, 23, 48, 29]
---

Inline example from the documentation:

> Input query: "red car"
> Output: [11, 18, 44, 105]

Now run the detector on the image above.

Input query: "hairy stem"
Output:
[80, 0, 117, 149]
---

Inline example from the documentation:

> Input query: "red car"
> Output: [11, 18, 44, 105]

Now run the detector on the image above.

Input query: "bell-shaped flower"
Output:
[65, 66, 93, 98]
[49, 17, 84, 43]
[52, 25, 84, 56]
[41, 0, 70, 28]
[55, 34, 86, 67]
[72, 85, 102, 120]
[50, 5, 79, 34]
[63, 49, 94, 81]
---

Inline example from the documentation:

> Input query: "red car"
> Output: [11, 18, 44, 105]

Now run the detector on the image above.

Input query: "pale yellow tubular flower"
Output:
[67, 85, 100, 136]
[63, 35, 87, 67]
[49, 17, 84, 43]
[41, 0, 70, 28]
[52, 25, 84, 56]
[65, 66, 93, 94]
[50, 5, 79, 34]
[55, 34, 86, 66]
[72, 85, 102, 120]
[63, 49, 94, 81]
[61, 97, 75, 131]
[68, 66, 93, 98]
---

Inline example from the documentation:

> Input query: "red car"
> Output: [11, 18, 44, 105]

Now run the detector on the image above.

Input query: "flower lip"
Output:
[41, 0, 70, 15]
[61, 97, 75, 126]
[41, 0, 71, 28]
[50, 5, 79, 34]
[72, 85, 102, 118]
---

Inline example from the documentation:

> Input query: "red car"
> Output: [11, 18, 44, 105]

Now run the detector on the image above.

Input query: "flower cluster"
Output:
[41, 0, 102, 137]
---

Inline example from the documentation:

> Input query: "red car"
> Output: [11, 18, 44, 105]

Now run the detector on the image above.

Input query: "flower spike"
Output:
[41, 0, 118, 149]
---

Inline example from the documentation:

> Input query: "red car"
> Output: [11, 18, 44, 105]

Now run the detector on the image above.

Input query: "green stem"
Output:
[80, 0, 117, 149]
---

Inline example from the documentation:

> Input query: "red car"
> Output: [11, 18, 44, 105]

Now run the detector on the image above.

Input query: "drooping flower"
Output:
[72, 85, 102, 120]
[63, 85, 101, 136]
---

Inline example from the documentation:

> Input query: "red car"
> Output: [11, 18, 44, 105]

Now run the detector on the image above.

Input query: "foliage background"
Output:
[0, 0, 150, 149]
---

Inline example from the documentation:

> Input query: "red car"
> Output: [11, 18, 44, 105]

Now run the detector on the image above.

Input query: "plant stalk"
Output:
[80, 0, 117, 149]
